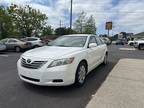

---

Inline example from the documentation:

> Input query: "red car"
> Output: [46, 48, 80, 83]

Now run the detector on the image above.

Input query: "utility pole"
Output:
[108, 29, 110, 37]
[70, 0, 73, 29]
[60, 20, 62, 28]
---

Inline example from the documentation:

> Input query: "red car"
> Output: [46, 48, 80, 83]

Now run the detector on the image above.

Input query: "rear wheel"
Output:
[75, 62, 87, 87]
[103, 53, 108, 65]
[15, 46, 21, 52]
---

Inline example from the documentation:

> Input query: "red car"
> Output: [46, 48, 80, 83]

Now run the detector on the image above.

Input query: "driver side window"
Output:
[8, 39, 17, 43]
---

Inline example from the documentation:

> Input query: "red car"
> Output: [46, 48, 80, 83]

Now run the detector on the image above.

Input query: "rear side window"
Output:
[0, 39, 8, 43]
[27, 38, 38, 41]
[96, 37, 103, 45]
[88, 36, 97, 45]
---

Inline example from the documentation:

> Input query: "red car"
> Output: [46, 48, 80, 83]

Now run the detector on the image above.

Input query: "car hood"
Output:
[22, 46, 84, 59]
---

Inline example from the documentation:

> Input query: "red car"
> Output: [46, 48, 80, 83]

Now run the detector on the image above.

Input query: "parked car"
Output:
[0, 38, 32, 52]
[21, 37, 44, 48]
[115, 39, 125, 45]
[128, 40, 134, 46]
[0, 42, 6, 52]
[41, 38, 52, 45]
[101, 37, 111, 45]
[17, 34, 108, 87]
[134, 38, 144, 50]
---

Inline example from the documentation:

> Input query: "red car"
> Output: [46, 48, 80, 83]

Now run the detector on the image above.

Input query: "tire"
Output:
[138, 44, 144, 50]
[75, 62, 87, 87]
[15, 46, 21, 52]
[129, 43, 134, 46]
[103, 53, 108, 65]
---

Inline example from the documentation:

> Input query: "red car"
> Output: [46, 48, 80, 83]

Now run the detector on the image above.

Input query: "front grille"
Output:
[21, 58, 47, 69]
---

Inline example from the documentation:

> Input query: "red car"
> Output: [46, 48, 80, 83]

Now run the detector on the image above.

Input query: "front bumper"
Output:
[17, 59, 76, 86]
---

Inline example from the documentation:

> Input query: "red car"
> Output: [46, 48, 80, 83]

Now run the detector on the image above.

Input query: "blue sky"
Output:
[1, 0, 144, 35]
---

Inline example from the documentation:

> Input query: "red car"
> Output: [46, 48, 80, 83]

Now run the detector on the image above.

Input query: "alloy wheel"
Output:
[78, 65, 86, 84]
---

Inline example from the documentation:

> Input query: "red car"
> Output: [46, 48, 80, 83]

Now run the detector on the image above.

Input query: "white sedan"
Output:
[17, 34, 108, 86]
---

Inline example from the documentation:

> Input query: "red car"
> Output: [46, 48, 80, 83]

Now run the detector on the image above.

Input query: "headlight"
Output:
[48, 57, 75, 68]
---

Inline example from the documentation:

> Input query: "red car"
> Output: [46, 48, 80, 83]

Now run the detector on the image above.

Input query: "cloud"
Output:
[110, 0, 144, 34]
[0, 0, 144, 34]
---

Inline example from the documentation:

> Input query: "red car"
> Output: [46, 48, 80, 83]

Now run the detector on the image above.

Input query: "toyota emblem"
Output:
[27, 59, 32, 64]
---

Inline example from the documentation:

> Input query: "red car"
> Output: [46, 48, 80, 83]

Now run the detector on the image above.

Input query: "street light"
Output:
[70, 0, 73, 29]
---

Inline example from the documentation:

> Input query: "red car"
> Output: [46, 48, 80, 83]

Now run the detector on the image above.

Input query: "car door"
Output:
[6, 39, 17, 50]
[95, 37, 106, 62]
[87, 36, 100, 70]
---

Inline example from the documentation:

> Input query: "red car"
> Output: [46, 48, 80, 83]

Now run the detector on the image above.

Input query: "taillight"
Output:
[40, 40, 44, 44]
[24, 43, 27, 45]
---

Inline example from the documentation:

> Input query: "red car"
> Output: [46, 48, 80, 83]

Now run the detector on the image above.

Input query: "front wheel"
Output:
[75, 62, 87, 87]
[138, 44, 144, 50]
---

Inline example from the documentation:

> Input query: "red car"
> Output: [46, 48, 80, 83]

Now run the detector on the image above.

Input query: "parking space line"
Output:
[0, 55, 9, 57]
[119, 48, 136, 51]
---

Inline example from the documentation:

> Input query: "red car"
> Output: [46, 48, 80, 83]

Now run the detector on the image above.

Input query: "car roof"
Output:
[25, 37, 39, 39]
[2, 38, 19, 40]
[63, 34, 96, 37]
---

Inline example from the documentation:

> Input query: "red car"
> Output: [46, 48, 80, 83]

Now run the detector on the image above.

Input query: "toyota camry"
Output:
[17, 34, 108, 86]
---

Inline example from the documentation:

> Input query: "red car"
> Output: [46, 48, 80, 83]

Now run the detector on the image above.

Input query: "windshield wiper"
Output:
[57, 45, 68, 47]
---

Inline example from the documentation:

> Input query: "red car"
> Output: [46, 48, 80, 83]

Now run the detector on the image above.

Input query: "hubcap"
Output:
[78, 65, 86, 84]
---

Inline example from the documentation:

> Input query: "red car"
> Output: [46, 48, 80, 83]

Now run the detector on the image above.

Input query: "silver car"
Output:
[0, 38, 32, 52]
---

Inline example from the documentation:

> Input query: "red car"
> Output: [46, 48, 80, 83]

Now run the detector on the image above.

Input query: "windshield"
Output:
[48, 36, 87, 47]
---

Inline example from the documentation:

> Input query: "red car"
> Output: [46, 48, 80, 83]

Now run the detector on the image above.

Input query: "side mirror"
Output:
[89, 43, 97, 48]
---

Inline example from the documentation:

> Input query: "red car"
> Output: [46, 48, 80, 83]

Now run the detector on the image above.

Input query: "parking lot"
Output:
[0, 45, 144, 108]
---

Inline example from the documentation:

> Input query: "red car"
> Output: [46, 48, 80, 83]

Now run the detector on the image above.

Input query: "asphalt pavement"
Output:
[0, 45, 144, 108]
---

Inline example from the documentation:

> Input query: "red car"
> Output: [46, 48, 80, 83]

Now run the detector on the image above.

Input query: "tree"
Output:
[66, 28, 77, 34]
[74, 12, 96, 34]
[42, 26, 53, 36]
[0, 6, 16, 39]
[55, 27, 68, 35]
[84, 15, 96, 34]
[74, 12, 86, 33]
[54, 27, 77, 36]
[8, 4, 48, 37]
